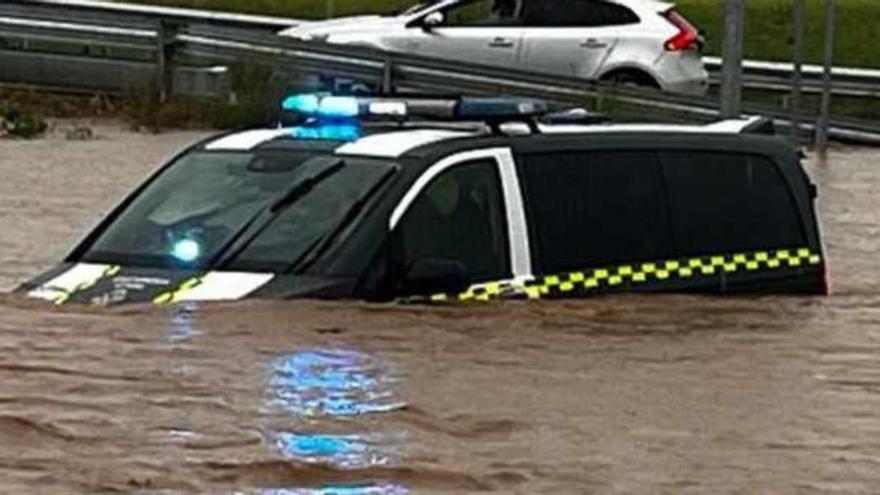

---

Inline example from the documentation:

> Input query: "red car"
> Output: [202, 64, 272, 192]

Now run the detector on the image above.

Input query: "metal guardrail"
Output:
[1, 0, 301, 31]
[8, 0, 880, 99]
[174, 27, 880, 144]
[1, 0, 879, 145]
[703, 56, 880, 98]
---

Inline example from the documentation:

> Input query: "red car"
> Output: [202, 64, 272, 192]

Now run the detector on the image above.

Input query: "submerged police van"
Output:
[19, 95, 827, 306]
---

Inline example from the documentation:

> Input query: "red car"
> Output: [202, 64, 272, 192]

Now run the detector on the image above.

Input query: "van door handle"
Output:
[581, 38, 608, 49]
[489, 37, 514, 48]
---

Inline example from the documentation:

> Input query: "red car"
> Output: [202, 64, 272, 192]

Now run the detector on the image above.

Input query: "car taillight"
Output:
[662, 10, 700, 51]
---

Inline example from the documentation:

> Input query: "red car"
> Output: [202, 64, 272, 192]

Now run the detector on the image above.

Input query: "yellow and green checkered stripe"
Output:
[52, 265, 121, 306]
[428, 247, 822, 303]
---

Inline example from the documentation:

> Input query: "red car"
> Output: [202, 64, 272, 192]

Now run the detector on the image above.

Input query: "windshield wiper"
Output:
[210, 159, 346, 268]
[285, 167, 398, 275]
[270, 159, 345, 212]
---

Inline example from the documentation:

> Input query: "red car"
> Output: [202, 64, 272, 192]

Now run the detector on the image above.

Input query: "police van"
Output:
[19, 95, 827, 306]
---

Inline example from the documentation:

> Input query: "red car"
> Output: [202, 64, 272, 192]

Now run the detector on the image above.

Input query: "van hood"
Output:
[278, 15, 399, 40]
[18, 263, 354, 306]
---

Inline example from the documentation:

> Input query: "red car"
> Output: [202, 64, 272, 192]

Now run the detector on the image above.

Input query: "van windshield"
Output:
[80, 150, 396, 272]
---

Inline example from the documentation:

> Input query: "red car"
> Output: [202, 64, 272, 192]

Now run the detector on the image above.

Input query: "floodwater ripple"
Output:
[1, 125, 879, 493]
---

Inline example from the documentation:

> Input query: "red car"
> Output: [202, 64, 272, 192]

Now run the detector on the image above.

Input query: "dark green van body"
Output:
[17, 128, 826, 306]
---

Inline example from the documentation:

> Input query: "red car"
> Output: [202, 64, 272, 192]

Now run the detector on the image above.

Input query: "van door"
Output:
[516, 149, 673, 279]
[402, 0, 524, 70]
[388, 149, 526, 299]
[519, 0, 638, 79]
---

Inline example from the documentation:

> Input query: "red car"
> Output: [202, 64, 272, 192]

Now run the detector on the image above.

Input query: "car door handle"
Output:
[488, 37, 515, 48]
[581, 38, 608, 49]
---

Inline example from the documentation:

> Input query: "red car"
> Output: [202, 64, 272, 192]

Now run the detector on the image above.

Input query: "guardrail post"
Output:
[789, 0, 805, 144]
[155, 19, 178, 102]
[720, 0, 744, 118]
[381, 55, 394, 95]
[816, 0, 836, 157]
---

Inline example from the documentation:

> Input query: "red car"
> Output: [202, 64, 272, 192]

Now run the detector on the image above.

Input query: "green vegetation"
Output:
[0, 100, 48, 139]
[120, 0, 878, 67]
[122, 0, 411, 20]
[124, 65, 282, 131]
[677, 0, 877, 68]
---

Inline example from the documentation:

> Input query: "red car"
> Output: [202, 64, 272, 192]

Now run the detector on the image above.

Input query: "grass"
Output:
[120, 0, 879, 68]
[0, 91, 51, 138]
[677, 0, 878, 68]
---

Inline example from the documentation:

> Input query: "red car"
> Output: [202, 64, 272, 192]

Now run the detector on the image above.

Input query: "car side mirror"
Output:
[422, 11, 445, 32]
[405, 257, 470, 295]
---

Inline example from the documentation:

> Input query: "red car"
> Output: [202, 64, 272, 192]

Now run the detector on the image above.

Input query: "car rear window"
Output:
[659, 151, 805, 256]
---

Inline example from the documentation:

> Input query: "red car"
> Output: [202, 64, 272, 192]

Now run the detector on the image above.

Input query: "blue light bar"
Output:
[282, 93, 320, 114]
[280, 93, 551, 123]
[318, 96, 360, 119]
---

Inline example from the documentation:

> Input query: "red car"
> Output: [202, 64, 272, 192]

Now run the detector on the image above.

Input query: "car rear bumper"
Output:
[662, 74, 710, 96]
[656, 50, 710, 96]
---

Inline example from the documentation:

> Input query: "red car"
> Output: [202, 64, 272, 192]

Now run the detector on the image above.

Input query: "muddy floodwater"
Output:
[1, 122, 879, 494]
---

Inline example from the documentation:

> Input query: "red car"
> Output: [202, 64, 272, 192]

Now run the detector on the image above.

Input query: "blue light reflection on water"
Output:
[167, 303, 202, 343]
[247, 483, 409, 495]
[272, 432, 392, 469]
[267, 349, 406, 417]
[262, 349, 408, 490]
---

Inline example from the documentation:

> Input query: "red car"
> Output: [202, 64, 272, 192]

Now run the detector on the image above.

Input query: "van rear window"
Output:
[520, 150, 806, 275]
[659, 152, 805, 256]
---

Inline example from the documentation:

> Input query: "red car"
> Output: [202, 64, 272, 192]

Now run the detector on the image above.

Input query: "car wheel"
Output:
[602, 70, 660, 90]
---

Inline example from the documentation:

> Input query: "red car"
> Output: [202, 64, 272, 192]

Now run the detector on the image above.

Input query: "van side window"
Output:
[659, 152, 805, 255]
[393, 160, 510, 291]
[520, 151, 671, 274]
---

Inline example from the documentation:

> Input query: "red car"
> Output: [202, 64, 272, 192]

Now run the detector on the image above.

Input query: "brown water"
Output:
[1, 122, 879, 494]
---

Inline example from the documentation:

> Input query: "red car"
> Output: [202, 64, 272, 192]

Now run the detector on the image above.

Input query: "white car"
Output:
[280, 0, 709, 95]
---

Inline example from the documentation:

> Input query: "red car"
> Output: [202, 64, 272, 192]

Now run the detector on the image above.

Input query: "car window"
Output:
[522, 0, 640, 27]
[442, 0, 521, 26]
[659, 152, 806, 256]
[519, 151, 671, 274]
[393, 159, 510, 290]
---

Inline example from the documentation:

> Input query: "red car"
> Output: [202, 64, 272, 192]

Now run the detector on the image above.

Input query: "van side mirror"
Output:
[422, 11, 445, 32]
[405, 257, 470, 295]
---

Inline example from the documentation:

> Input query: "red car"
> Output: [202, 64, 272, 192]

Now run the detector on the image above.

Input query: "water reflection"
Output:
[167, 303, 202, 343]
[267, 349, 406, 417]
[263, 348, 408, 489]
[250, 484, 409, 495]
[273, 432, 393, 469]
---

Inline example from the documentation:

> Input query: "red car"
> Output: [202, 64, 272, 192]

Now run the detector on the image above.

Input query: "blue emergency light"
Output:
[282, 93, 361, 118]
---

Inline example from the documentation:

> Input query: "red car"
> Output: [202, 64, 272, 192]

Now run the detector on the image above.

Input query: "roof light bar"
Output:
[458, 97, 548, 119]
[318, 96, 360, 118]
[280, 93, 551, 122]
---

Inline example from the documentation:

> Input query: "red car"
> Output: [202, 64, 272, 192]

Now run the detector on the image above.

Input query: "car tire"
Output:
[601, 70, 660, 90]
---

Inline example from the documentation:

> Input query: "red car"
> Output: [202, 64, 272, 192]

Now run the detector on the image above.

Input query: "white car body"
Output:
[279, 0, 709, 95]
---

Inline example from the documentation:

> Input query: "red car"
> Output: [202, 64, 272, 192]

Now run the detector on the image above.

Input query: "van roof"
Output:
[200, 116, 777, 159]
